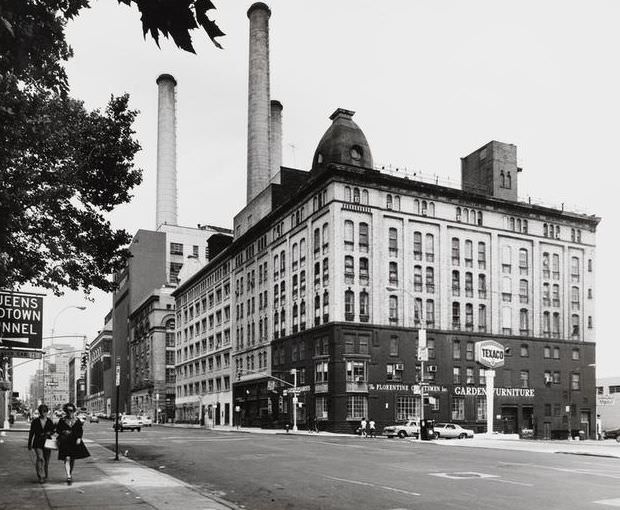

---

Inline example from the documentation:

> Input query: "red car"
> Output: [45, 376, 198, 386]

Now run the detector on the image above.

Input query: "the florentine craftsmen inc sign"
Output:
[475, 340, 505, 369]
[0, 291, 44, 349]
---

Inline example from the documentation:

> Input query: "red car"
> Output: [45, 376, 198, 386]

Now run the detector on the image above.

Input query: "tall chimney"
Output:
[155, 73, 178, 228]
[269, 100, 283, 183]
[246, 2, 271, 203]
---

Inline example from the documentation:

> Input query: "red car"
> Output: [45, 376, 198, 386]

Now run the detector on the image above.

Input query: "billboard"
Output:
[0, 290, 44, 349]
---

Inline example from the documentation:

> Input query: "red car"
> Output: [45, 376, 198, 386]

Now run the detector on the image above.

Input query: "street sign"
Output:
[0, 348, 43, 359]
[0, 291, 44, 349]
[283, 385, 310, 396]
[417, 330, 428, 361]
[475, 340, 505, 369]
[115, 363, 120, 386]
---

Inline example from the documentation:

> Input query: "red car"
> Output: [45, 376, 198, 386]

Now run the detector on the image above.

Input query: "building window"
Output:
[543, 345, 551, 358]
[552, 254, 560, 280]
[571, 314, 580, 339]
[170, 242, 183, 255]
[344, 186, 351, 202]
[502, 306, 512, 335]
[315, 361, 329, 384]
[426, 300, 435, 328]
[386, 363, 403, 382]
[520, 309, 529, 335]
[520, 370, 529, 388]
[552, 313, 560, 338]
[323, 290, 329, 322]
[571, 286, 580, 311]
[322, 223, 329, 254]
[346, 395, 368, 420]
[451, 238, 460, 265]
[479, 369, 486, 385]
[478, 242, 486, 270]
[359, 291, 369, 320]
[466, 367, 475, 385]
[359, 223, 369, 252]
[344, 290, 355, 320]
[465, 272, 473, 297]
[362, 189, 369, 205]
[542, 252, 550, 279]
[453, 339, 461, 360]
[413, 265, 422, 292]
[389, 261, 399, 286]
[413, 231, 422, 261]
[353, 188, 360, 203]
[553, 346, 560, 359]
[476, 398, 487, 421]
[359, 258, 369, 286]
[478, 274, 487, 299]
[478, 305, 487, 332]
[389, 295, 399, 324]
[396, 396, 418, 421]
[425, 267, 434, 293]
[464, 240, 473, 268]
[316, 396, 328, 420]
[466, 341, 474, 361]
[344, 256, 354, 284]
[452, 270, 460, 297]
[452, 302, 460, 330]
[386, 194, 393, 209]
[572, 348, 580, 360]
[343, 221, 354, 252]
[388, 228, 398, 257]
[519, 279, 529, 304]
[322, 258, 329, 286]
[465, 303, 473, 331]
[451, 397, 465, 421]
[502, 246, 512, 274]
[502, 276, 512, 302]
[519, 248, 528, 275]
[552, 284, 560, 307]
[542, 283, 550, 306]
[571, 373, 580, 391]
[389, 336, 399, 356]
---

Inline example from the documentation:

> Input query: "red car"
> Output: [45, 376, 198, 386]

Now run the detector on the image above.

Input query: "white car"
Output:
[113, 415, 141, 432]
[138, 415, 153, 427]
[383, 420, 420, 438]
[433, 423, 474, 439]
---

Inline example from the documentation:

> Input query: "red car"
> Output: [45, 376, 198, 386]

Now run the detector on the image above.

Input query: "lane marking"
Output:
[323, 475, 420, 496]
[430, 472, 498, 480]
[313, 441, 366, 449]
[498, 462, 620, 480]
[594, 499, 620, 507]
[490, 478, 534, 487]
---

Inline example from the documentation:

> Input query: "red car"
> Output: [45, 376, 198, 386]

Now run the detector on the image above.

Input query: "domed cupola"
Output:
[311, 108, 373, 173]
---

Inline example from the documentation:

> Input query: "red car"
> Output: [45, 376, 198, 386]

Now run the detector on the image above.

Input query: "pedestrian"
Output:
[596, 415, 602, 440]
[360, 417, 367, 438]
[27, 404, 56, 483]
[56, 403, 90, 484]
[368, 419, 376, 438]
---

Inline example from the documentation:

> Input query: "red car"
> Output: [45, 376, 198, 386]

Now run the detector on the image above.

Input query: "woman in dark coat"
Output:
[56, 403, 90, 484]
[27, 404, 56, 483]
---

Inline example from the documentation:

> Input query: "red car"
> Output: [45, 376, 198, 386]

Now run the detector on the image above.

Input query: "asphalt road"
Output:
[84, 422, 620, 510]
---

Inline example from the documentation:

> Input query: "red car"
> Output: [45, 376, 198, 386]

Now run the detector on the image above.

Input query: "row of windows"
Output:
[176, 376, 230, 397]
[176, 353, 231, 379]
[451, 239, 487, 269]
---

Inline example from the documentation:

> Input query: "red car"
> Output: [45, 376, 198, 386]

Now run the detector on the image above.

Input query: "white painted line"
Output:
[323, 475, 420, 496]
[594, 499, 620, 507]
[430, 472, 498, 480]
[314, 441, 366, 449]
[489, 478, 534, 487]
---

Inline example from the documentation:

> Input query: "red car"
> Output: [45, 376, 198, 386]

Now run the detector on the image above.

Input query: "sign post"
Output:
[291, 368, 298, 432]
[475, 340, 505, 436]
[114, 358, 120, 461]
[417, 329, 428, 441]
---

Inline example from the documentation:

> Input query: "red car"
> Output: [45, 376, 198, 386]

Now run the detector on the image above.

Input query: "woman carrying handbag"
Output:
[56, 403, 90, 484]
[27, 404, 56, 483]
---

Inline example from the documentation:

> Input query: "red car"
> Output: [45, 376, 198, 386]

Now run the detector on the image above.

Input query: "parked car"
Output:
[602, 427, 620, 440]
[113, 415, 141, 432]
[433, 423, 474, 439]
[89, 414, 99, 423]
[138, 416, 153, 427]
[383, 420, 420, 439]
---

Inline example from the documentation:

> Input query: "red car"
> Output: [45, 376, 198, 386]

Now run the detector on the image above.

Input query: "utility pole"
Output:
[417, 329, 428, 441]
[291, 368, 298, 432]
[114, 357, 120, 461]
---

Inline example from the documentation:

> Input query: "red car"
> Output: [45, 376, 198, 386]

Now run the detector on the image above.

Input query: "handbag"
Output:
[44, 437, 58, 450]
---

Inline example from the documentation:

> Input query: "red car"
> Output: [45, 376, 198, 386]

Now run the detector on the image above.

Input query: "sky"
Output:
[13, 0, 620, 395]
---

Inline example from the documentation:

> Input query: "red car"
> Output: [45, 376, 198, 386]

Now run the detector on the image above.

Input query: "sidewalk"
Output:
[431, 433, 620, 458]
[0, 429, 238, 510]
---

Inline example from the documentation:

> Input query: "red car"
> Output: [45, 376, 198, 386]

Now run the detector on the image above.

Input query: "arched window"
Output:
[429, 202, 435, 216]
[543, 223, 548, 237]
[361, 189, 369, 205]
[507, 172, 512, 188]
[421, 200, 428, 215]
[344, 220, 354, 250]
[344, 186, 351, 202]
[464, 209, 469, 223]
[386, 194, 393, 209]
[500, 171, 505, 187]
[394, 195, 401, 211]
[353, 188, 360, 203]
[359, 291, 369, 319]
[520, 309, 529, 334]
[452, 302, 461, 329]
[388, 228, 398, 256]
[344, 290, 355, 319]
[414, 199, 420, 214]
[456, 207, 462, 221]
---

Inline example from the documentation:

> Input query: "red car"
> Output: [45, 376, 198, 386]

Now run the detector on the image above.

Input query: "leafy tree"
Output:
[0, 0, 142, 295]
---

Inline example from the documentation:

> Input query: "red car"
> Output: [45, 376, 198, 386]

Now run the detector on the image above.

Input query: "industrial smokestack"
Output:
[246, 2, 271, 203]
[155, 73, 178, 228]
[269, 100, 282, 182]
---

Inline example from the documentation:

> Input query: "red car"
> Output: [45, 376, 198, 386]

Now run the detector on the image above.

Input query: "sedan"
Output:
[89, 414, 99, 423]
[138, 416, 153, 427]
[383, 420, 420, 439]
[113, 415, 141, 432]
[433, 423, 475, 439]
[603, 427, 620, 440]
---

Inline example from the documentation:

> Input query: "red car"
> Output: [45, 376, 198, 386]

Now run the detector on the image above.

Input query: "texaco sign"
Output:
[475, 340, 505, 369]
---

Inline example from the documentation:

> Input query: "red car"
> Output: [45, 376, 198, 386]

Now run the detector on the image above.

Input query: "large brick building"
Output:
[169, 3, 600, 438]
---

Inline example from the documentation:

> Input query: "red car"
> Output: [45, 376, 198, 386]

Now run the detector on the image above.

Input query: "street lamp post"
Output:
[291, 368, 298, 432]
[50, 306, 86, 347]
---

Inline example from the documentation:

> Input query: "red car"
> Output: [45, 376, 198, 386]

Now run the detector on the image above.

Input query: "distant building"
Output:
[42, 344, 73, 411]
[596, 377, 620, 434]
[85, 314, 113, 416]
[128, 285, 176, 423]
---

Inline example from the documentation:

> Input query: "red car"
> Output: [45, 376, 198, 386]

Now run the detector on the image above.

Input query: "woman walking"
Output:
[27, 404, 56, 483]
[56, 403, 90, 484]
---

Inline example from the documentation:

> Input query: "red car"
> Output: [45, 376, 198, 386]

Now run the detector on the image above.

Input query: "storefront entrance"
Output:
[501, 406, 518, 434]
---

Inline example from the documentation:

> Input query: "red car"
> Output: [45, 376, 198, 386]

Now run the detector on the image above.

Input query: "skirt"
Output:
[58, 439, 90, 460]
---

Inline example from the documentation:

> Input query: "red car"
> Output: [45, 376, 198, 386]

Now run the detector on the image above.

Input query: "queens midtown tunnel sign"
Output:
[475, 340, 505, 369]
[0, 291, 44, 349]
